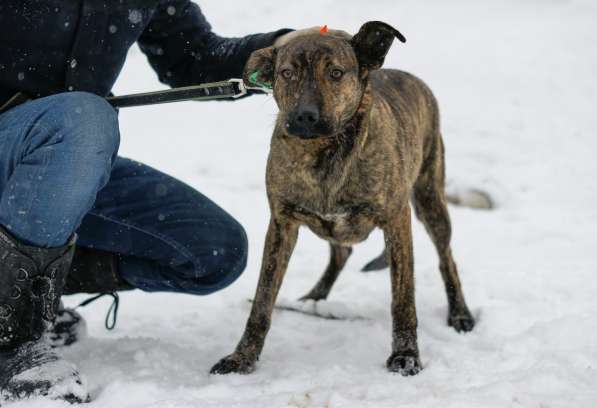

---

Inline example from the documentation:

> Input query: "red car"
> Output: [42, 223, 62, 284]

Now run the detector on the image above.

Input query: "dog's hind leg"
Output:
[299, 243, 352, 301]
[413, 136, 475, 333]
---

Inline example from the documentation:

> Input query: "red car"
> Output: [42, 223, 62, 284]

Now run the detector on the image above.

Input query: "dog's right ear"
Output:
[243, 47, 276, 89]
[351, 21, 406, 72]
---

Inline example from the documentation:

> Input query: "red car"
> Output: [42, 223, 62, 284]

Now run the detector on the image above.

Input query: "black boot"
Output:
[47, 247, 133, 347]
[65, 247, 132, 295]
[0, 226, 89, 403]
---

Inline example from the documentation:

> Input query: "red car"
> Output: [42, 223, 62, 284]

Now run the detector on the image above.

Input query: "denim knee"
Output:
[41, 92, 120, 160]
[180, 220, 249, 295]
[119, 224, 248, 295]
[218, 220, 249, 284]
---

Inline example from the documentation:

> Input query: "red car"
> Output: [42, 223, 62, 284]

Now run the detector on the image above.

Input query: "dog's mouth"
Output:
[286, 128, 336, 140]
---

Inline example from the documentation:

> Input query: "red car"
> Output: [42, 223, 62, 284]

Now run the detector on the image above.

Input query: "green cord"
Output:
[249, 71, 272, 90]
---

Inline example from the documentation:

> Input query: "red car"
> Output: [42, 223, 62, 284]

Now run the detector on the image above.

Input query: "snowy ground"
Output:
[12, 0, 597, 407]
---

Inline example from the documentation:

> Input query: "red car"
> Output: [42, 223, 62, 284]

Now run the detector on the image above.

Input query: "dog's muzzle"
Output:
[286, 108, 333, 139]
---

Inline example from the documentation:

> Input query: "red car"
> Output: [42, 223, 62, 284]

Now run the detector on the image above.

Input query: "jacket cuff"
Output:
[249, 28, 294, 50]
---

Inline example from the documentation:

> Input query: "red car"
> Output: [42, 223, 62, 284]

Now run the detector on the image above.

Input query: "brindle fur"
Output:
[211, 21, 475, 377]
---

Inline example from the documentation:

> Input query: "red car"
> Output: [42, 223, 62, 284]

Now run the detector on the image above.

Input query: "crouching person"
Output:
[0, 92, 250, 402]
[0, 0, 293, 403]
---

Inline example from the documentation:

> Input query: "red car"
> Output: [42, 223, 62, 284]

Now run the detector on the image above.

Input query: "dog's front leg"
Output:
[384, 205, 423, 376]
[210, 215, 299, 375]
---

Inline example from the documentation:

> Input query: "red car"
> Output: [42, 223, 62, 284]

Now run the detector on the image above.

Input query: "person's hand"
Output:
[274, 27, 320, 48]
[274, 26, 351, 48]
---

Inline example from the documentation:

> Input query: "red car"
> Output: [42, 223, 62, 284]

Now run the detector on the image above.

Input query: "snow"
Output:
[10, 0, 597, 406]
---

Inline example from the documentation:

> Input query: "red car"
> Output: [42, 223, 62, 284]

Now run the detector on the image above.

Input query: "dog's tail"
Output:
[445, 188, 493, 210]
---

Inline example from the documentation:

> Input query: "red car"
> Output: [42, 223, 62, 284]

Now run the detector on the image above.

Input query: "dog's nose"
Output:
[296, 108, 319, 126]
[288, 107, 321, 137]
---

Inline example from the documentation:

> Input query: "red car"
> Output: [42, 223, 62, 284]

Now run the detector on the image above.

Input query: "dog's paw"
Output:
[448, 309, 475, 333]
[386, 353, 422, 376]
[210, 354, 255, 375]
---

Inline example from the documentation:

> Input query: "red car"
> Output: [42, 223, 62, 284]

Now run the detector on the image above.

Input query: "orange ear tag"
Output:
[320, 25, 329, 34]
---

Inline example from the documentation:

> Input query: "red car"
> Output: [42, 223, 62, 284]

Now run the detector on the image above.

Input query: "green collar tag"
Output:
[249, 71, 272, 90]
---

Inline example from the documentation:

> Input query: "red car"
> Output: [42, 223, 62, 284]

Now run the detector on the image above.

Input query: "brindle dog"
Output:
[211, 21, 475, 377]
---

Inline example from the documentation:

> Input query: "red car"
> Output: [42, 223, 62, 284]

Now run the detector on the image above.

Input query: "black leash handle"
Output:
[106, 79, 270, 109]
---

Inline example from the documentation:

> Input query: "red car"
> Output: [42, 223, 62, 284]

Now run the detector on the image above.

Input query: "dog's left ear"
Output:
[243, 46, 276, 89]
[351, 21, 406, 71]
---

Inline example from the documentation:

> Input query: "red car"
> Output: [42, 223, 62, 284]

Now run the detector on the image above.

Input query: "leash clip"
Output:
[229, 78, 273, 98]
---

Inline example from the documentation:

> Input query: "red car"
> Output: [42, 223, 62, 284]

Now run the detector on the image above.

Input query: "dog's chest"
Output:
[291, 203, 376, 245]
[269, 137, 389, 244]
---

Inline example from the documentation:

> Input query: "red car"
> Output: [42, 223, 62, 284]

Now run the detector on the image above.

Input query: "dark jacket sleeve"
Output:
[138, 0, 291, 87]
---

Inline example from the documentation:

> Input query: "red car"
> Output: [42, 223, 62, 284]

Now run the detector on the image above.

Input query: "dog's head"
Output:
[244, 21, 406, 140]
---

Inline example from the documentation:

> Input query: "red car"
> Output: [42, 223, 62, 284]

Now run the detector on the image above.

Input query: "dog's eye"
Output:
[281, 69, 294, 80]
[330, 69, 344, 80]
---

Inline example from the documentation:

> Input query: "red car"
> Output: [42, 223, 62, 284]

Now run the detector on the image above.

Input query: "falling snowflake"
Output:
[128, 9, 143, 24]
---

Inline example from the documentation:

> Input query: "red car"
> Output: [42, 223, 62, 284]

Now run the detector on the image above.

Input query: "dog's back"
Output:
[371, 69, 439, 133]
[364, 69, 442, 192]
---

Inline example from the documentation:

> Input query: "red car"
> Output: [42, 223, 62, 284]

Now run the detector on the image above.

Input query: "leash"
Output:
[0, 76, 271, 113]
[106, 78, 271, 109]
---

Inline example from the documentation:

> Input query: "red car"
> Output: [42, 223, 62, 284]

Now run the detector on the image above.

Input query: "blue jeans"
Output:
[0, 92, 247, 295]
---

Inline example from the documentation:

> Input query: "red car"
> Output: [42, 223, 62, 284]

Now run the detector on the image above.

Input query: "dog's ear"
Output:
[351, 21, 406, 71]
[243, 46, 276, 89]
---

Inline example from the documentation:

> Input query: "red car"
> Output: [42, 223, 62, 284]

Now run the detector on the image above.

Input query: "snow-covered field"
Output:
[14, 0, 597, 407]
